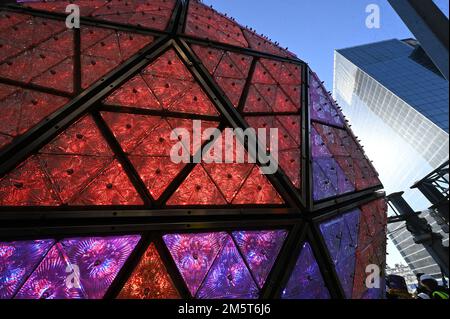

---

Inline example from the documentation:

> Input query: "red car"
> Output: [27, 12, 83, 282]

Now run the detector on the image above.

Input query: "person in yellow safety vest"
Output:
[418, 274, 449, 300]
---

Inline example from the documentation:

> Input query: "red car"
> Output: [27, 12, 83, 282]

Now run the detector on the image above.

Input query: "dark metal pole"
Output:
[388, 0, 449, 80]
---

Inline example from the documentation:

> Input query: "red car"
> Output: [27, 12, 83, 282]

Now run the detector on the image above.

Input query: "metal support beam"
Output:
[388, 0, 449, 80]
[387, 192, 449, 277]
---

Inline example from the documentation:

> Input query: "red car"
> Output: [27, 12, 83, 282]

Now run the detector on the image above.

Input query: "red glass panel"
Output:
[41, 115, 112, 156]
[252, 62, 276, 85]
[84, 33, 122, 63]
[167, 165, 227, 206]
[261, 59, 301, 85]
[282, 84, 301, 108]
[143, 49, 193, 81]
[127, 12, 172, 31]
[118, 32, 154, 61]
[232, 166, 284, 204]
[277, 116, 301, 145]
[70, 160, 143, 206]
[186, 1, 248, 48]
[131, 119, 179, 157]
[244, 85, 272, 113]
[0, 90, 22, 137]
[81, 55, 118, 89]
[242, 29, 295, 58]
[102, 112, 162, 154]
[104, 75, 162, 110]
[214, 77, 246, 107]
[245, 116, 298, 151]
[203, 163, 254, 203]
[0, 157, 60, 206]
[0, 12, 29, 31]
[2, 17, 65, 50]
[38, 30, 74, 56]
[170, 85, 218, 115]
[0, 48, 66, 83]
[118, 243, 180, 299]
[24, 1, 109, 16]
[0, 88, 69, 139]
[39, 154, 112, 204]
[32, 58, 74, 94]
[81, 27, 114, 51]
[279, 150, 301, 189]
[129, 155, 185, 200]
[314, 123, 350, 157]
[0, 134, 13, 151]
[144, 75, 193, 108]
[0, 39, 24, 64]
[191, 45, 224, 74]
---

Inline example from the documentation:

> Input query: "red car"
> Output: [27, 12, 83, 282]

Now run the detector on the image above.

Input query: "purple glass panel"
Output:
[163, 232, 228, 296]
[60, 235, 141, 299]
[196, 236, 259, 299]
[320, 209, 360, 298]
[337, 162, 355, 195]
[15, 244, 85, 299]
[282, 242, 330, 299]
[309, 72, 344, 127]
[312, 160, 337, 201]
[232, 230, 287, 288]
[335, 254, 357, 298]
[311, 127, 332, 158]
[0, 239, 54, 299]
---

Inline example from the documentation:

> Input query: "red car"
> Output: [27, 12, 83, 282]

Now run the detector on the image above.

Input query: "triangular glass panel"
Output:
[39, 155, 112, 204]
[0, 239, 54, 299]
[104, 75, 162, 110]
[60, 235, 141, 299]
[191, 45, 224, 74]
[15, 244, 85, 299]
[129, 155, 185, 200]
[163, 232, 228, 296]
[279, 149, 301, 189]
[309, 71, 345, 127]
[232, 230, 288, 289]
[232, 166, 284, 205]
[320, 209, 361, 298]
[0, 157, 60, 206]
[101, 112, 162, 154]
[282, 242, 330, 299]
[215, 77, 246, 107]
[143, 49, 193, 81]
[41, 115, 113, 156]
[186, 1, 248, 48]
[117, 243, 180, 299]
[196, 236, 259, 299]
[32, 58, 74, 94]
[167, 165, 227, 206]
[242, 29, 295, 58]
[70, 160, 144, 206]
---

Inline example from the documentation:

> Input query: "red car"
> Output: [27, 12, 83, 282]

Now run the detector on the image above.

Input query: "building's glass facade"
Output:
[333, 39, 449, 279]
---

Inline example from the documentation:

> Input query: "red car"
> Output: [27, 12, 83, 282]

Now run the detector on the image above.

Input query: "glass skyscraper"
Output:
[333, 39, 449, 279]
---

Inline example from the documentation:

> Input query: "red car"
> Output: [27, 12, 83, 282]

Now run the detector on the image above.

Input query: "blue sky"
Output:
[202, 0, 449, 89]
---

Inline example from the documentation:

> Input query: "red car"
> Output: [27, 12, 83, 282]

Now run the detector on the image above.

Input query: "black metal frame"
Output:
[0, 0, 386, 299]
